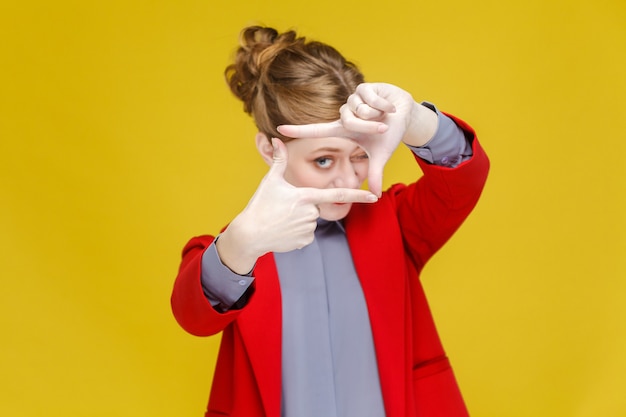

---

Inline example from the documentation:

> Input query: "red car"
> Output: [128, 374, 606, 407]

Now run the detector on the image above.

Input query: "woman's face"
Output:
[282, 136, 369, 221]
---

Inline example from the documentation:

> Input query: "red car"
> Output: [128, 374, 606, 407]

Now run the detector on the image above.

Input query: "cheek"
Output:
[283, 165, 327, 188]
[355, 162, 369, 182]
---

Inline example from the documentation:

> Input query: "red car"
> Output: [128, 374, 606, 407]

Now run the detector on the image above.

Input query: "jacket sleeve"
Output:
[171, 235, 252, 336]
[391, 113, 490, 270]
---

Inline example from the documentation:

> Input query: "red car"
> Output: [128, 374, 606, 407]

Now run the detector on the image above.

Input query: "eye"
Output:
[350, 153, 369, 163]
[314, 157, 334, 169]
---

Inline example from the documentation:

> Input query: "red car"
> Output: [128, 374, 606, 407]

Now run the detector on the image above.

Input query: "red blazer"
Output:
[172, 114, 490, 417]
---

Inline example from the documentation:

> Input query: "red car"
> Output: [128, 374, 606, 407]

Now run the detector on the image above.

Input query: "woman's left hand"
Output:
[277, 82, 437, 196]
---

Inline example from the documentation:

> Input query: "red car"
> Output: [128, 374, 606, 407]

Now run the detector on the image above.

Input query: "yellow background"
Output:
[1, 0, 624, 416]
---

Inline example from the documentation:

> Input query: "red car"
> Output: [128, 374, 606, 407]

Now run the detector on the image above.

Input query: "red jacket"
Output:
[171, 114, 490, 417]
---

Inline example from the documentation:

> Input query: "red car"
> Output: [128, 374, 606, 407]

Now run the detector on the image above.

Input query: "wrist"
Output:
[216, 218, 262, 275]
[402, 102, 438, 147]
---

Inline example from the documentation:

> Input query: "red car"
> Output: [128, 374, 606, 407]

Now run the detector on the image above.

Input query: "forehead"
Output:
[285, 136, 362, 154]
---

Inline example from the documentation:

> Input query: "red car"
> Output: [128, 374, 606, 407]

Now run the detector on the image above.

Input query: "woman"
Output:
[171, 25, 489, 417]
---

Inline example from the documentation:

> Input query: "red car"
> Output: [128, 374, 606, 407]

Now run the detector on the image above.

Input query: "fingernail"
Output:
[377, 124, 389, 133]
[276, 126, 283, 134]
[366, 194, 378, 202]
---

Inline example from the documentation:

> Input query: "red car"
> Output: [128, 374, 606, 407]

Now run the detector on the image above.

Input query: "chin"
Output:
[319, 203, 353, 222]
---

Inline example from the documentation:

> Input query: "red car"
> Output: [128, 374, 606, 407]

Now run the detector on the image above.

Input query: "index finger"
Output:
[302, 187, 378, 204]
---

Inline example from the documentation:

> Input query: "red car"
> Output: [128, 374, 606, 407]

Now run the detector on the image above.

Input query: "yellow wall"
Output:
[1, 1, 624, 416]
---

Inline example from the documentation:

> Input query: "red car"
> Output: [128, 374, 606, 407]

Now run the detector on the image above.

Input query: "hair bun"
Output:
[224, 25, 364, 142]
[225, 26, 299, 114]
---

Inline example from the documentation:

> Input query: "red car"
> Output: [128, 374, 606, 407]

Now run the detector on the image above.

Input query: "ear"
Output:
[255, 132, 274, 166]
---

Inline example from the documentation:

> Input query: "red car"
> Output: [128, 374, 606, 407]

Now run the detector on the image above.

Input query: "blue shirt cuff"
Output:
[407, 102, 473, 167]
[200, 239, 255, 310]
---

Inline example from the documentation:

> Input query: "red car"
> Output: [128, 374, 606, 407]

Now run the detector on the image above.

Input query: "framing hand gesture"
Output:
[278, 83, 437, 196]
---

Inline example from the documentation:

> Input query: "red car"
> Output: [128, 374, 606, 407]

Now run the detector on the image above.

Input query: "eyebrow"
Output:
[312, 147, 342, 153]
[311, 146, 363, 154]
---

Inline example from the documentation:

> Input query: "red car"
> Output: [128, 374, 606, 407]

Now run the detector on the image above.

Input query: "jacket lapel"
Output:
[236, 253, 282, 417]
[345, 201, 408, 417]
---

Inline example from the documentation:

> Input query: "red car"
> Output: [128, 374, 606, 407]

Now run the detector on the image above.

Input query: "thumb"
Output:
[268, 138, 288, 178]
[277, 120, 347, 140]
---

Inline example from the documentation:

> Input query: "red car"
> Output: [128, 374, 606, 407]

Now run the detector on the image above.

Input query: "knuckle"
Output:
[305, 206, 319, 220]
[296, 232, 314, 249]
[335, 190, 346, 202]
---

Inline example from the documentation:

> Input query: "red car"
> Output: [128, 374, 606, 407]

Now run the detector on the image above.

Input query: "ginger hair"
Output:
[225, 26, 364, 142]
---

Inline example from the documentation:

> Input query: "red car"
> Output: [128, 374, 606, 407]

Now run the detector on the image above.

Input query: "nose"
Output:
[333, 161, 361, 189]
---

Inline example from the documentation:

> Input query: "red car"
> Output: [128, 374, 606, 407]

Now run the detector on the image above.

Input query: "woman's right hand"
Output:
[215, 138, 378, 274]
